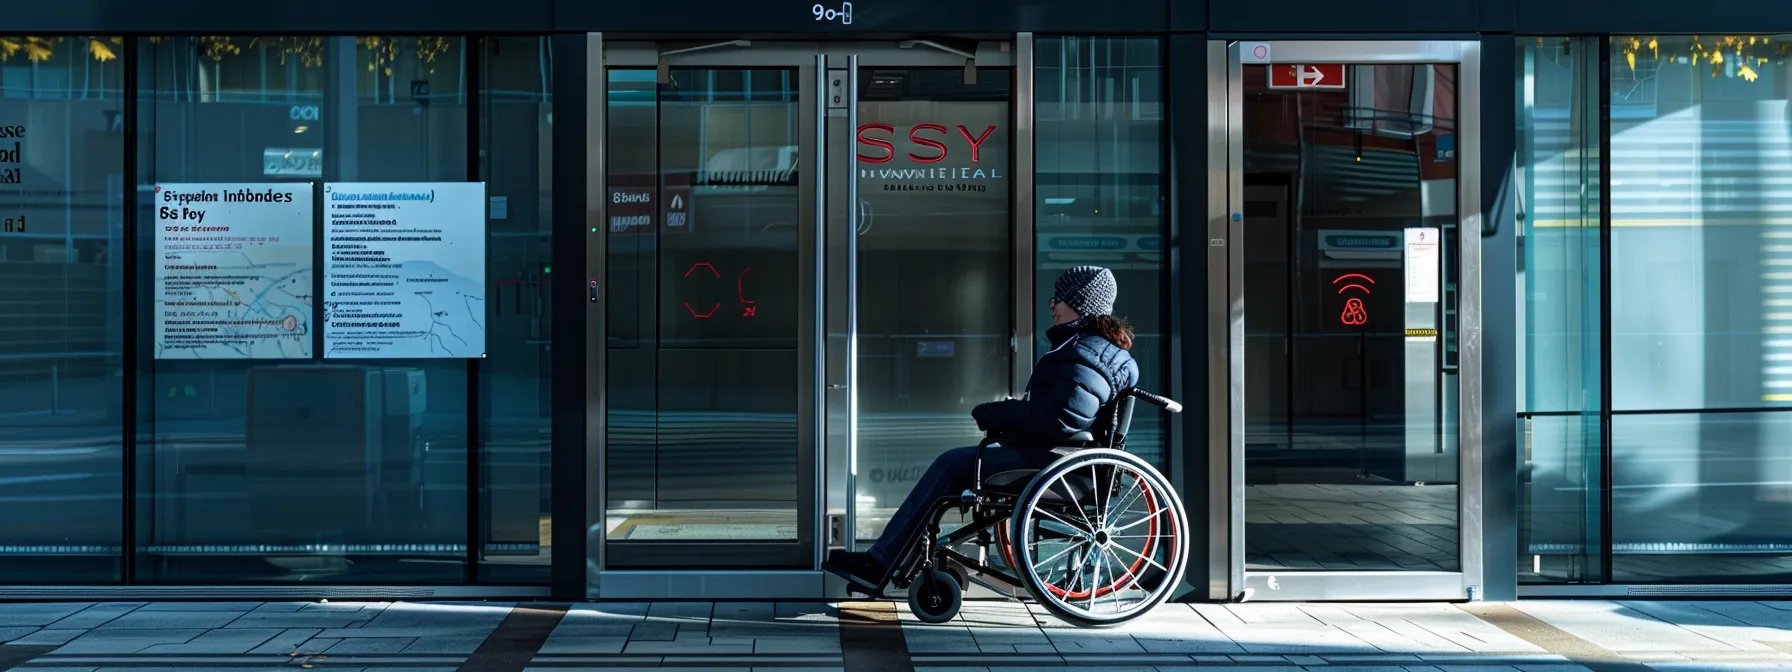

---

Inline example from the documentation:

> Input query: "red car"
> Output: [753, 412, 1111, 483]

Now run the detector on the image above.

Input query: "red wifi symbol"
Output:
[1332, 272, 1374, 297]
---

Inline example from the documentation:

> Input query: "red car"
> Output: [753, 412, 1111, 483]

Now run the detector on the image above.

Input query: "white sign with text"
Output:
[323, 182, 487, 359]
[1404, 227, 1441, 304]
[153, 183, 315, 359]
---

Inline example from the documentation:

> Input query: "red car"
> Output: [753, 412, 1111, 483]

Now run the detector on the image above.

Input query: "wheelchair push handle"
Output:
[1126, 388, 1183, 414]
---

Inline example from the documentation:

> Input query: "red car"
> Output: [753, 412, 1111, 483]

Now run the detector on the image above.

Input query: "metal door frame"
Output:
[1206, 39, 1484, 602]
[586, 36, 1025, 599]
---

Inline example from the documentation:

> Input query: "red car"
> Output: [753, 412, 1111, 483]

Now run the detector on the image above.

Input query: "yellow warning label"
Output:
[1405, 328, 1439, 338]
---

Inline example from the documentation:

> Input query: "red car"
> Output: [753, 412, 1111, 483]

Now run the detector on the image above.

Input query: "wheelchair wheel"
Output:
[908, 569, 963, 624]
[1008, 449, 1188, 628]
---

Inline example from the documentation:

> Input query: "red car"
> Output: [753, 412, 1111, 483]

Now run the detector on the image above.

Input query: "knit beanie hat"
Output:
[1053, 265, 1118, 317]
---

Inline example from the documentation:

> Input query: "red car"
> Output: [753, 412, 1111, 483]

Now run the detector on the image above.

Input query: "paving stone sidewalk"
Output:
[1, 599, 1791, 671]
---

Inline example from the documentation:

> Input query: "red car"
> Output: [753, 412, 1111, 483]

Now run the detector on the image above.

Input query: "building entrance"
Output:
[1207, 40, 1486, 601]
[586, 38, 1020, 597]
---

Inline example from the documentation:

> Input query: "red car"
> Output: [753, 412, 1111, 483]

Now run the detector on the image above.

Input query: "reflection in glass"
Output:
[1606, 35, 1792, 582]
[0, 37, 126, 582]
[1516, 37, 1604, 583]
[605, 69, 802, 544]
[1034, 37, 1167, 469]
[1612, 412, 1792, 582]
[136, 36, 472, 582]
[852, 67, 1013, 545]
[1241, 63, 1461, 571]
[477, 36, 555, 584]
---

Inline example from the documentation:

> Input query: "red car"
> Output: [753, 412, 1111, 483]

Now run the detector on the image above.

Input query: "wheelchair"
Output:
[839, 388, 1188, 628]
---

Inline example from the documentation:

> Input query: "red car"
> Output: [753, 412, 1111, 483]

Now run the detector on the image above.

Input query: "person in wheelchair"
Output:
[825, 265, 1140, 589]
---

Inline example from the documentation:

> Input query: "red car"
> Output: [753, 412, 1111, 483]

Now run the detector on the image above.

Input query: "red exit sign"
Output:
[1268, 64, 1347, 90]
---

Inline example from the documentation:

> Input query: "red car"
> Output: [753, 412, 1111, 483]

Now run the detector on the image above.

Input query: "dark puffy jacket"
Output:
[971, 320, 1140, 444]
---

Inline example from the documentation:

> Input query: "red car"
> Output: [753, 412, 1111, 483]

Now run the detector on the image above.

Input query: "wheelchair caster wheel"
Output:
[908, 569, 962, 624]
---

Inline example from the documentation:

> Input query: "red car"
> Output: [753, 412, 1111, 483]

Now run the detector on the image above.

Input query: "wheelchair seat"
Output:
[981, 444, 1097, 500]
[981, 469, 1096, 502]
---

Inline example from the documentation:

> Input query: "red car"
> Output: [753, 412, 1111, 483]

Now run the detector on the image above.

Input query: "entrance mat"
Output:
[622, 523, 799, 540]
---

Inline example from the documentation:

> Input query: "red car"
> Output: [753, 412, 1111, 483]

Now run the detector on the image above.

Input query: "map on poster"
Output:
[322, 182, 486, 359]
[153, 183, 315, 360]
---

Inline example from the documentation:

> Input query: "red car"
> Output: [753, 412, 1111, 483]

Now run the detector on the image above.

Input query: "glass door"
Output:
[826, 47, 1017, 558]
[1210, 40, 1484, 601]
[587, 39, 1017, 586]
[596, 42, 823, 571]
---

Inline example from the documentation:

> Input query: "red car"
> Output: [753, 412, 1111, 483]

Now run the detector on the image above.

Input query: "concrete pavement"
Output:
[1, 599, 1790, 671]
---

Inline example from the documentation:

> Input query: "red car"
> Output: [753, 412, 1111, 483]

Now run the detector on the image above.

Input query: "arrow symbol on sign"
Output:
[1298, 65, 1326, 87]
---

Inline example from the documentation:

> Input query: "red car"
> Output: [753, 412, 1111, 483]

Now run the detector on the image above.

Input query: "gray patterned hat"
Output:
[1053, 266, 1118, 317]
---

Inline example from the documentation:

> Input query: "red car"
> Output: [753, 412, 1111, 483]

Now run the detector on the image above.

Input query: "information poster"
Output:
[153, 183, 315, 359]
[1405, 227, 1441, 303]
[323, 182, 486, 359]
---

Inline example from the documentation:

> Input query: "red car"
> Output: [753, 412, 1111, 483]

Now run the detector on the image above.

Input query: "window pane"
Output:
[1033, 36, 1167, 467]
[851, 67, 1014, 546]
[1612, 411, 1792, 582]
[0, 36, 125, 582]
[1607, 34, 1792, 583]
[135, 36, 471, 582]
[1610, 35, 1792, 412]
[1517, 37, 1604, 583]
[478, 36, 552, 584]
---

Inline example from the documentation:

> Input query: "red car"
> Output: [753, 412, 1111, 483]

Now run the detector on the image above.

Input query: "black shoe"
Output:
[824, 550, 887, 592]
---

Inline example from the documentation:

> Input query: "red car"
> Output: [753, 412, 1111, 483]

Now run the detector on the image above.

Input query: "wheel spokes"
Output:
[1017, 455, 1183, 623]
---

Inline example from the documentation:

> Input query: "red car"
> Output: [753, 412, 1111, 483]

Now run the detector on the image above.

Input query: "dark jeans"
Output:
[866, 442, 1060, 566]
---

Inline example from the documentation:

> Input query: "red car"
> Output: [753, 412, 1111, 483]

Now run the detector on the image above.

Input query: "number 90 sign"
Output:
[812, 1, 853, 24]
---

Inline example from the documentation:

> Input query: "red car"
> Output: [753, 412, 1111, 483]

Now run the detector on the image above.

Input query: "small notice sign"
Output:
[1405, 227, 1441, 303]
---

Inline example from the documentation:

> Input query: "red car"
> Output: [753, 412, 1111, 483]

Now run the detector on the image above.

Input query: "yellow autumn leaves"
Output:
[0, 36, 453, 76]
[0, 36, 124, 62]
[1618, 35, 1791, 82]
[358, 36, 452, 76]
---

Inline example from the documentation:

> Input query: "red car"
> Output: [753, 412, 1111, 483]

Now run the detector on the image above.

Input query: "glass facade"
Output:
[5, 25, 1792, 594]
[1519, 34, 1792, 584]
[0, 35, 553, 585]
[0, 37, 127, 583]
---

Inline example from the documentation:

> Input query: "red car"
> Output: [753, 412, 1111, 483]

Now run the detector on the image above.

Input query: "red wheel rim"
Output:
[1000, 471, 1164, 600]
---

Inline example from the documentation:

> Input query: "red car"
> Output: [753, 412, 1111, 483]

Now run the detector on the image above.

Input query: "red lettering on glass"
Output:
[857, 123, 897, 163]
[856, 123, 999, 164]
[907, 123, 948, 163]
[958, 124, 994, 163]
[738, 267, 756, 318]
[683, 262, 721, 319]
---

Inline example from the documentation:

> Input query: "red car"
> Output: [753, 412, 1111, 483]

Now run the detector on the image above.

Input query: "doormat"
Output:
[623, 524, 799, 541]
